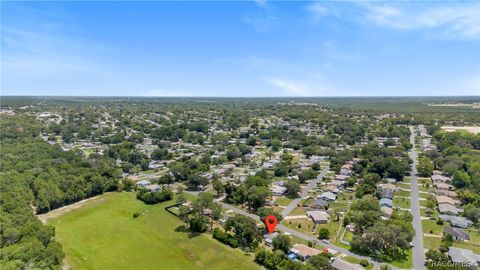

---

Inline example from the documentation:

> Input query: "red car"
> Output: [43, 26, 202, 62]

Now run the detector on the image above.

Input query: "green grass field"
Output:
[275, 196, 293, 207]
[393, 197, 411, 209]
[423, 236, 442, 250]
[395, 189, 411, 197]
[49, 192, 261, 270]
[422, 220, 444, 235]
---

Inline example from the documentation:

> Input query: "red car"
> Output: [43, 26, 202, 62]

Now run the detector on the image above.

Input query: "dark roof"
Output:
[444, 226, 470, 240]
[382, 189, 394, 199]
[310, 199, 329, 207]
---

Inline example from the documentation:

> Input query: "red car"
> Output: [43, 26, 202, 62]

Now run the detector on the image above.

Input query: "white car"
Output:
[321, 239, 330, 244]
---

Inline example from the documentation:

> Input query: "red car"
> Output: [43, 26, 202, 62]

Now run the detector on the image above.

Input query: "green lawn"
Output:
[424, 236, 442, 250]
[395, 189, 411, 197]
[342, 256, 373, 270]
[452, 229, 480, 253]
[287, 207, 306, 216]
[389, 249, 412, 269]
[417, 177, 432, 185]
[393, 197, 411, 209]
[422, 220, 444, 235]
[316, 219, 342, 242]
[275, 196, 293, 207]
[282, 218, 316, 236]
[420, 208, 439, 218]
[49, 192, 261, 270]
[418, 192, 432, 199]
[397, 182, 411, 189]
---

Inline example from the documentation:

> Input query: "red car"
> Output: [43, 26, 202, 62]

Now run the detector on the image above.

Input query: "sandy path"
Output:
[37, 194, 105, 224]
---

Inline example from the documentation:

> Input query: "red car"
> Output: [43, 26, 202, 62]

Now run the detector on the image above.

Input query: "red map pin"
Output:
[264, 215, 278, 234]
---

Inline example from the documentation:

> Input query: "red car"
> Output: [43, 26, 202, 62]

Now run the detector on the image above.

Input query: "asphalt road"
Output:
[185, 188, 400, 270]
[281, 166, 329, 217]
[409, 126, 426, 270]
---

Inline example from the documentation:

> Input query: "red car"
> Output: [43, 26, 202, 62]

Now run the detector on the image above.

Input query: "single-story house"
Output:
[340, 168, 352, 176]
[382, 189, 395, 199]
[318, 192, 336, 201]
[443, 226, 470, 241]
[436, 195, 461, 207]
[136, 180, 151, 187]
[435, 183, 453, 191]
[331, 258, 365, 270]
[324, 185, 340, 194]
[334, 175, 349, 181]
[432, 174, 451, 184]
[435, 189, 458, 197]
[438, 203, 459, 216]
[289, 244, 322, 261]
[309, 198, 329, 209]
[380, 198, 393, 208]
[381, 206, 393, 217]
[145, 184, 161, 192]
[330, 180, 346, 188]
[440, 215, 474, 228]
[341, 164, 353, 170]
[263, 232, 278, 246]
[271, 186, 287, 196]
[306, 210, 330, 224]
[384, 178, 397, 183]
[448, 247, 480, 269]
[379, 183, 397, 191]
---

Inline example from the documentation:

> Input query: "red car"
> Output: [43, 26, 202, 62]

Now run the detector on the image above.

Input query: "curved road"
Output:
[409, 126, 426, 270]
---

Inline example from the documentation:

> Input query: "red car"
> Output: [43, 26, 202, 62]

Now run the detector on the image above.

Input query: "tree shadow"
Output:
[187, 231, 201, 238]
[175, 225, 188, 232]
[175, 225, 201, 239]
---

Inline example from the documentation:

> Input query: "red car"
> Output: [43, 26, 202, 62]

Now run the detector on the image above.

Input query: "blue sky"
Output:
[1, 1, 479, 97]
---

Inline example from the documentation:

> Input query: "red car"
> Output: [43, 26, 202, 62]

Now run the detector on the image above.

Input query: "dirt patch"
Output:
[441, 126, 480, 134]
[37, 194, 105, 224]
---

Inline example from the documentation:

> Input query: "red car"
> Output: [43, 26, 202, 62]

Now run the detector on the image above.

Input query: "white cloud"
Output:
[268, 78, 310, 96]
[306, 2, 328, 19]
[254, 0, 267, 8]
[361, 2, 480, 39]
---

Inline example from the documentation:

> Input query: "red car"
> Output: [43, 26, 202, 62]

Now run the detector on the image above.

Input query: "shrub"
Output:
[213, 228, 239, 248]
[359, 259, 369, 267]
[133, 212, 140, 218]
[136, 188, 173, 204]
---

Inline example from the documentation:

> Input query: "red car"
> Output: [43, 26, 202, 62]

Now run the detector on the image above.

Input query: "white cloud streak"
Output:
[361, 2, 480, 40]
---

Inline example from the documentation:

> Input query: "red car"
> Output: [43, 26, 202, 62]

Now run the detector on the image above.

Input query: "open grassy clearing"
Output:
[393, 197, 411, 209]
[395, 189, 411, 197]
[288, 207, 306, 216]
[422, 220, 444, 235]
[417, 177, 432, 185]
[423, 236, 442, 250]
[342, 256, 373, 270]
[282, 218, 316, 236]
[48, 192, 261, 270]
[275, 196, 293, 207]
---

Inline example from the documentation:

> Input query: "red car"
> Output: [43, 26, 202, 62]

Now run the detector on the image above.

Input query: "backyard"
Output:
[48, 192, 261, 270]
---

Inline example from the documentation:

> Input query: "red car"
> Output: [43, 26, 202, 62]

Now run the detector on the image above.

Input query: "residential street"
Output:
[281, 166, 329, 217]
[409, 126, 426, 270]
[186, 189, 400, 270]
